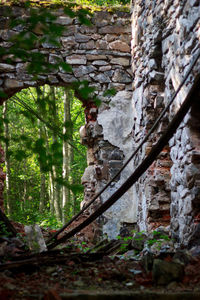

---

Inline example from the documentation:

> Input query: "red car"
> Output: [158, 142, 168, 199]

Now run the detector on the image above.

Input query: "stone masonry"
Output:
[0, 1, 200, 246]
[0, 4, 135, 238]
[131, 0, 200, 246]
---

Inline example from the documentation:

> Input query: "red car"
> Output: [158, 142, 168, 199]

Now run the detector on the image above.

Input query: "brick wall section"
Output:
[131, 0, 200, 245]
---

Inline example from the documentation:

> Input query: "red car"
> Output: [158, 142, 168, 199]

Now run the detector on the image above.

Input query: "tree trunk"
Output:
[36, 87, 47, 213]
[2, 102, 12, 215]
[62, 89, 72, 223]
[50, 87, 62, 222]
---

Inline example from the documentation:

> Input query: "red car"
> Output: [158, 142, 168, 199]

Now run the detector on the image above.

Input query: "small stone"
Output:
[66, 55, 87, 65]
[49, 54, 62, 64]
[92, 60, 108, 66]
[79, 40, 95, 50]
[75, 33, 90, 43]
[59, 73, 77, 83]
[62, 25, 77, 36]
[4, 283, 16, 290]
[80, 25, 97, 34]
[73, 66, 96, 77]
[152, 259, 184, 285]
[0, 63, 15, 72]
[46, 266, 57, 274]
[4, 79, 23, 89]
[55, 16, 73, 25]
[141, 251, 154, 272]
[81, 165, 95, 184]
[86, 54, 107, 61]
[110, 57, 130, 66]
[167, 281, 179, 290]
[132, 232, 147, 251]
[99, 66, 112, 72]
[109, 40, 130, 52]
[48, 75, 59, 84]
[96, 40, 108, 50]
[149, 71, 164, 84]
[61, 37, 76, 49]
[99, 25, 131, 34]
[93, 73, 110, 83]
[113, 69, 132, 83]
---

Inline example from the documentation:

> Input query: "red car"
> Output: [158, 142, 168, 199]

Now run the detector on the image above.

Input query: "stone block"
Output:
[0, 63, 15, 72]
[99, 66, 112, 72]
[91, 73, 110, 83]
[79, 40, 95, 50]
[81, 165, 95, 184]
[58, 73, 77, 83]
[66, 55, 87, 65]
[62, 25, 77, 36]
[48, 75, 59, 84]
[86, 54, 107, 61]
[75, 33, 90, 43]
[55, 16, 73, 25]
[96, 40, 109, 50]
[152, 259, 184, 285]
[149, 71, 165, 84]
[79, 25, 97, 34]
[110, 57, 130, 66]
[109, 41, 130, 52]
[73, 66, 96, 78]
[92, 61, 109, 66]
[4, 79, 24, 89]
[113, 69, 132, 83]
[99, 25, 131, 34]
[61, 37, 76, 49]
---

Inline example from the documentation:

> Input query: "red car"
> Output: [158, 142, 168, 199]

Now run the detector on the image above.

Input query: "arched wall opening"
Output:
[1, 85, 88, 228]
[0, 5, 136, 240]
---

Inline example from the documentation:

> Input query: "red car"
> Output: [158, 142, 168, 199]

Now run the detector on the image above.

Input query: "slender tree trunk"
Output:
[36, 87, 46, 213]
[49, 170, 54, 214]
[50, 87, 62, 222]
[70, 147, 77, 215]
[62, 89, 71, 223]
[2, 102, 12, 215]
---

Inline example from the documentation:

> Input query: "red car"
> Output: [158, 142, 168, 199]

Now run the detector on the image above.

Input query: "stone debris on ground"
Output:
[0, 222, 200, 299]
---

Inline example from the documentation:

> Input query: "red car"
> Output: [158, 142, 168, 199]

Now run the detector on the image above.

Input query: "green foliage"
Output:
[1, 85, 87, 227]
[147, 231, 170, 249]
[75, 0, 130, 7]
[116, 230, 171, 254]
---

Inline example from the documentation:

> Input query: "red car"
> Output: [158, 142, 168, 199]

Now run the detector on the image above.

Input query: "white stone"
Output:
[0, 63, 15, 72]
[66, 55, 87, 65]
[5, 79, 23, 89]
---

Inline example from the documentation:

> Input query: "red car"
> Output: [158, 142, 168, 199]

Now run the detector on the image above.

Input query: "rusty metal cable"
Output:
[47, 49, 200, 247]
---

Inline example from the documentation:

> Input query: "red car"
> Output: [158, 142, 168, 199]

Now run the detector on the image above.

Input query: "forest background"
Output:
[0, 0, 130, 229]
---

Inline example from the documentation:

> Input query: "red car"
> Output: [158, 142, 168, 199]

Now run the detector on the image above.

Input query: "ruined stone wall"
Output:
[0, 5, 134, 238]
[1, 2, 200, 244]
[131, 0, 200, 246]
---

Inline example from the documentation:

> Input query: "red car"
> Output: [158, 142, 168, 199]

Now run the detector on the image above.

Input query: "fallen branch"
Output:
[0, 251, 104, 272]
[0, 208, 17, 237]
